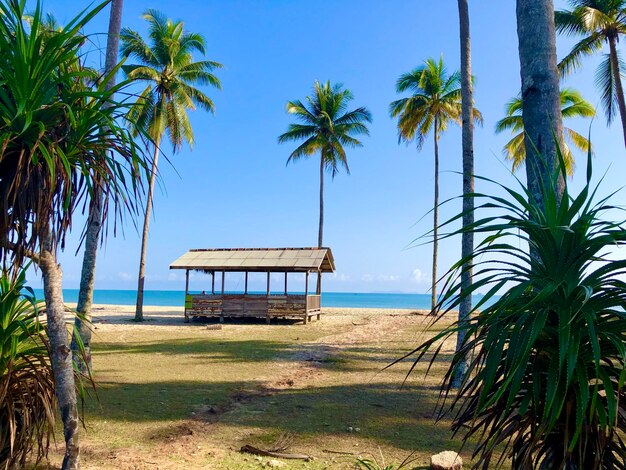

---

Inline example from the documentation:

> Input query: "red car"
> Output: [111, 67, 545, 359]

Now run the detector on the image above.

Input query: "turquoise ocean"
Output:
[33, 289, 493, 310]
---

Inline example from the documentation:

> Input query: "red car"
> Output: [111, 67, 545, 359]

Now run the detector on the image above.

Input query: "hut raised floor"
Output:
[170, 247, 334, 324]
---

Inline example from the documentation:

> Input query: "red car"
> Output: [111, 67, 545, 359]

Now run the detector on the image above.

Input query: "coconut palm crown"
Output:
[278, 80, 371, 247]
[389, 57, 482, 148]
[120, 9, 222, 149]
[389, 56, 482, 312]
[556, 0, 626, 146]
[495, 88, 595, 176]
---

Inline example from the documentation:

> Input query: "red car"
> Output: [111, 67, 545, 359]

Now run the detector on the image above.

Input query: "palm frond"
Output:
[280, 81, 370, 175]
[596, 53, 618, 123]
[121, 9, 221, 152]
[558, 32, 604, 77]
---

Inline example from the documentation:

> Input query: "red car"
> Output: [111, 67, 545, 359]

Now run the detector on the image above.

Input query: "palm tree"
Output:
[73, 0, 124, 372]
[556, 0, 626, 147]
[278, 81, 372, 249]
[390, 57, 482, 313]
[454, 0, 475, 389]
[0, 1, 148, 467]
[120, 10, 222, 321]
[496, 88, 595, 175]
[517, 0, 565, 206]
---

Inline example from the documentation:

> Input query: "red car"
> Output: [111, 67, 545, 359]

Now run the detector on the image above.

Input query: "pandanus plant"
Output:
[0, 269, 53, 469]
[0, 1, 148, 467]
[395, 150, 626, 469]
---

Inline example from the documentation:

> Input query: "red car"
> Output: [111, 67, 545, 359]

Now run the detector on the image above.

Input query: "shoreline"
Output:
[63, 303, 438, 331]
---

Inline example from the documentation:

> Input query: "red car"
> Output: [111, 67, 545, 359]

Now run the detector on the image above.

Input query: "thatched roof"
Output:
[169, 247, 335, 273]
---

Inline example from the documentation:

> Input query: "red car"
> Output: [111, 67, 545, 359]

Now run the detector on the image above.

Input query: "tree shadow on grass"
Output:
[84, 378, 460, 455]
[93, 338, 299, 362]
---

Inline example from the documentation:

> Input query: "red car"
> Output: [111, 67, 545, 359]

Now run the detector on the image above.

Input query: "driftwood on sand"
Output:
[240, 444, 311, 460]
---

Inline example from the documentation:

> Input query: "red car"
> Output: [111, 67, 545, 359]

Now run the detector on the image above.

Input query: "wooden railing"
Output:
[306, 295, 321, 311]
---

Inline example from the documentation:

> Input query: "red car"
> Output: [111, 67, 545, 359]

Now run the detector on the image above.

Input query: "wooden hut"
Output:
[169, 247, 335, 324]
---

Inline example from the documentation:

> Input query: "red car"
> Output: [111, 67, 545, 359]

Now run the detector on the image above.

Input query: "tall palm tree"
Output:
[454, 0, 475, 389]
[517, 0, 565, 206]
[278, 81, 371, 249]
[496, 88, 595, 175]
[0, 1, 148, 467]
[390, 57, 482, 313]
[556, 0, 626, 147]
[73, 0, 124, 372]
[120, 10, 222, 321]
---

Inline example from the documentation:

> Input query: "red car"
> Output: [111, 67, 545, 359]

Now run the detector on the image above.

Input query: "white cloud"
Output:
[411, 268, 424, 283]
[361, 273, 401, 283]
[331, 273, 350, 281]
[117, 271, 132, 282]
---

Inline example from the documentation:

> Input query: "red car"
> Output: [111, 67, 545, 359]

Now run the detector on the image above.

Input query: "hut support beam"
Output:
[220, 271, 225, 323]
[316, 269, 321, 320]
[266, 272, 271, 324]
[284, 272, 288, 295]
[304, 271, 309, 324]
[245, 272, 248, 295]
[184, 270, 190, 323]
[211, 272, 215, 295]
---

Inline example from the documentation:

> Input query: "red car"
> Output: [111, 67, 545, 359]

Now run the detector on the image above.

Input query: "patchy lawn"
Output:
[41, 306, 485, 469]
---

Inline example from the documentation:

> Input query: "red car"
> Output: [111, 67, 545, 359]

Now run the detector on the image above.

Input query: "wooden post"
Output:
[284, 272, 288, 295]
[316, 269, 321, 295]
[211, 271, 215, 295]
[316, 269, 321, 321]
[220, 271, 225, 323]
[245, 272, 248, 294]
[184, 270, 190, 323]
[266, 272, 271, 324]
[304, 271, 309, 324]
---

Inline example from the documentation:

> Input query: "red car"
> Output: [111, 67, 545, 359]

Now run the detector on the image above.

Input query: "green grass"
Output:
[40, 312, 494, 469]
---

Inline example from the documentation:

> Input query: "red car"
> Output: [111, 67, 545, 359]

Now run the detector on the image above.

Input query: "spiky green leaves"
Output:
[0, 0, 149, 268]
[0, 268, 53, 468]
[397, 149, 626, 468]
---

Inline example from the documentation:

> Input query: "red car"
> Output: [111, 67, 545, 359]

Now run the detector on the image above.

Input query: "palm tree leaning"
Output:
[278, 80, 372, 250]
[121, 10, 222, 321]
[556, 0, 626, 147]
[390, 57, 482, 313]
[496, 88, 595, 175]
[72, 0, 124, 373]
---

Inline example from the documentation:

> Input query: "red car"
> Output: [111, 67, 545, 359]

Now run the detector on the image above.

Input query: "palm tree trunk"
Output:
[317, 155, 324, 295]
[452, 0, 474, 388]
[431, 117, 439, 314]
[608, 35, 626, 148]
[71, 193, 100, 372]
[72, 0, 124, 371]
[516, 0, 564, 207]
[135, 141, 161, 321]
[40, 237, 79, 470]
[318, 154, 324, 248]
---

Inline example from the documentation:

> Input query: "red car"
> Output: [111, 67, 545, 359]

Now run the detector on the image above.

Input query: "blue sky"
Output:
[29, 0, 626, 293]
